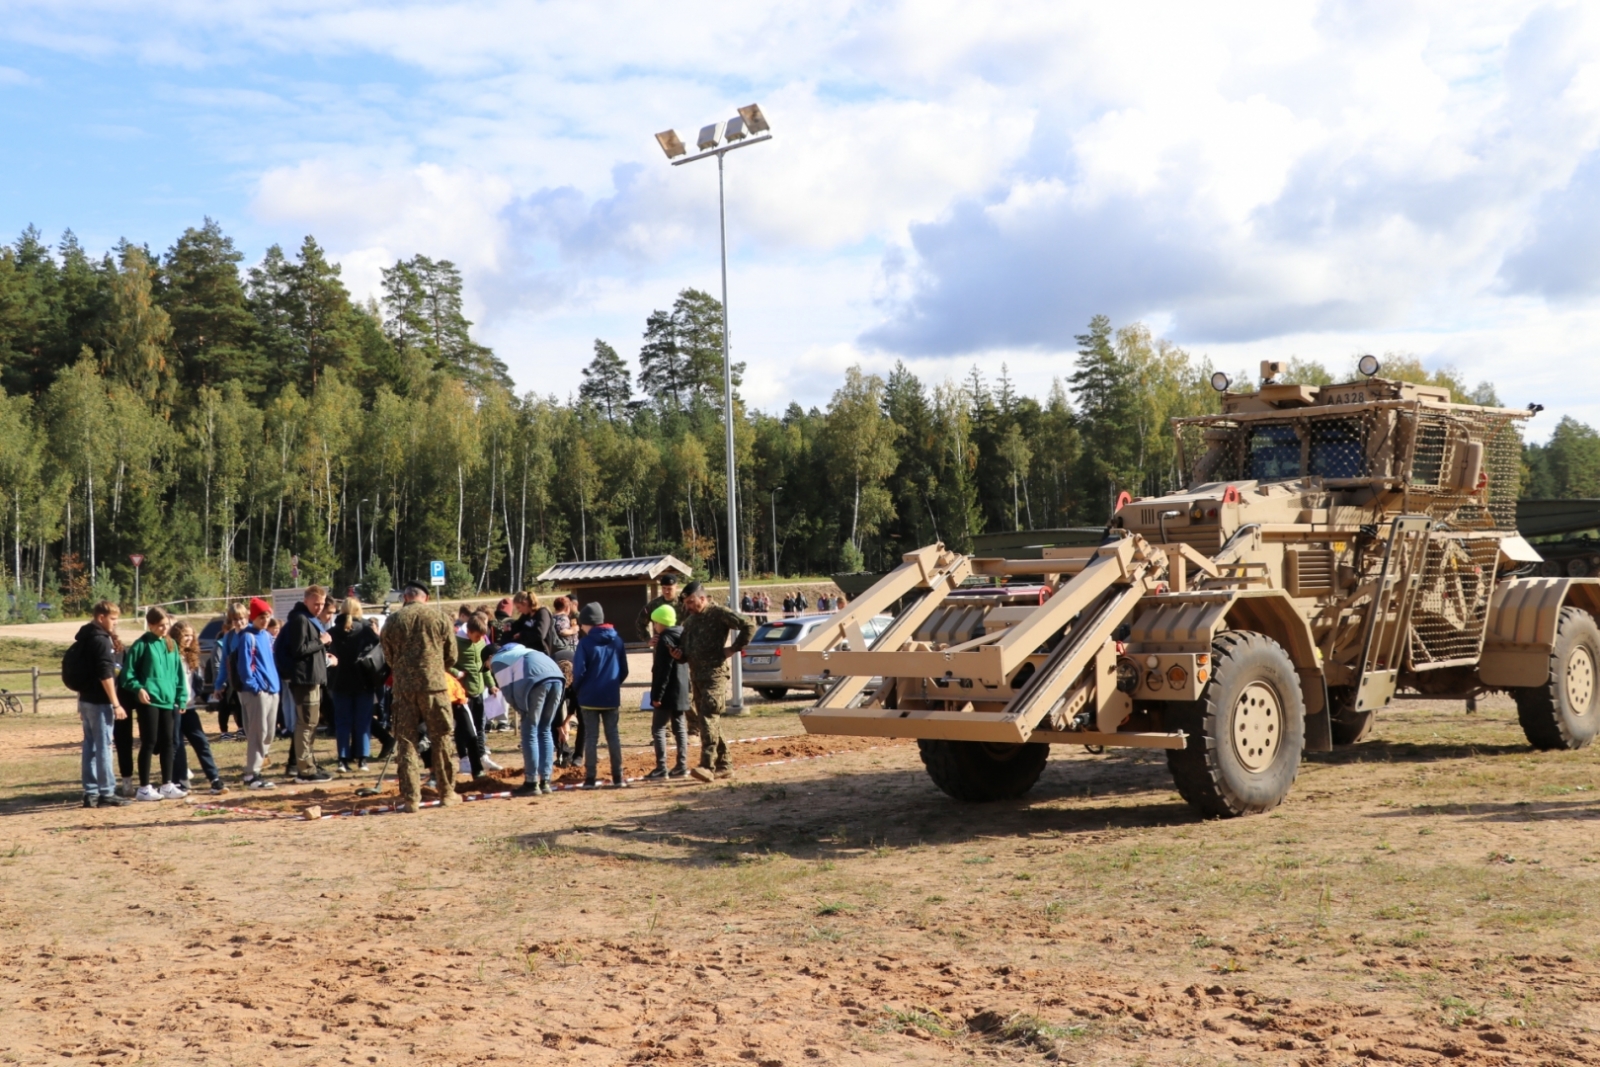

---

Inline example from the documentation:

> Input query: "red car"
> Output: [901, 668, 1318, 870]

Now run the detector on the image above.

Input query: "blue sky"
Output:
[3, 2, 1599, 436]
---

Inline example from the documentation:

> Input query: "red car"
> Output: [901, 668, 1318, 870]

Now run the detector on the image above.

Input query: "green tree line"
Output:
[0, 221, 1571, 618]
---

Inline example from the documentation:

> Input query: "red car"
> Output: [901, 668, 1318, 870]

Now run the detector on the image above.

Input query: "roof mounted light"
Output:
[1210, 371, 1231, 392]
[1358, 354, 1381, 377]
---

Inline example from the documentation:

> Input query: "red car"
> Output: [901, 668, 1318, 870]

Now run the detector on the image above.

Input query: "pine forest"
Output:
[0, 220, 1587, 618]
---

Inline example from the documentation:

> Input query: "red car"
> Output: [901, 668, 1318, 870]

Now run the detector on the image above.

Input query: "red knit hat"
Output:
[248, 596, 272, 619]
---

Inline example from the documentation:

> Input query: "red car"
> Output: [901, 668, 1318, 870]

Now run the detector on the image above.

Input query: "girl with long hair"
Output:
[169, 620, 226, 794]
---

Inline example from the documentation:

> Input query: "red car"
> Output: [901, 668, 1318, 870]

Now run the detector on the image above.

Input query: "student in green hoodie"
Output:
[119, 606, 189, 802]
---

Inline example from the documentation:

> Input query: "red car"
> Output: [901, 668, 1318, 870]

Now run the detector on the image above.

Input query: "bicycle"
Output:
[0, 689, 21, 715]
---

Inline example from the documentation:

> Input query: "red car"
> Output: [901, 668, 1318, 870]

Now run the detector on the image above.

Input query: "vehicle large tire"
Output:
[1513, 606, 1600, 751]
[916, 739, 1049, 802]
[1327, 685, 1375, 745]
[1165, 631, 1306, 818]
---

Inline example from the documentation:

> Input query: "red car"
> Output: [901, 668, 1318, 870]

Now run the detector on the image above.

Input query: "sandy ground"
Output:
[5, 694, 1600, 1065]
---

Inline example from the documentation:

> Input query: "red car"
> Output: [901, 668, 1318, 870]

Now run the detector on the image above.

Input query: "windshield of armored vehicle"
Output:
[1247, 424, 1300, 480]
[1243, 418, 1366, 482]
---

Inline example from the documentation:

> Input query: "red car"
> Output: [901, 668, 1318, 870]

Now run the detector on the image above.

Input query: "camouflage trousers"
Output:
[690, 673, 730, 772]
[392, 689, 458, 810]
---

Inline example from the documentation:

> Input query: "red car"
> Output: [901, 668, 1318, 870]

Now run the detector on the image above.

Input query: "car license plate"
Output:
[745, 655, 772, 665]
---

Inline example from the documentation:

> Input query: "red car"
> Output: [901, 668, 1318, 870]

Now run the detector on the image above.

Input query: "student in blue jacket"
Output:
[233, 597, 282, 789]
[569, 602, 628, 788]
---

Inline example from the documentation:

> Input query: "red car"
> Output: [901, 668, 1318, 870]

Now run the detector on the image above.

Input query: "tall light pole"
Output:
[356, 498, 369, 579]
[770, 486, 784, 577]
[656, 103, 772, 714]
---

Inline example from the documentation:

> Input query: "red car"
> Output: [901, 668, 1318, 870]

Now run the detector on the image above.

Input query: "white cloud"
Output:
[251, 159, 515, 305]
[5, 0, 1600, 430]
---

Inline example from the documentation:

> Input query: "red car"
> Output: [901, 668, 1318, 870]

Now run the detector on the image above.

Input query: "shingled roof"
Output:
[535, 554, 693, 585]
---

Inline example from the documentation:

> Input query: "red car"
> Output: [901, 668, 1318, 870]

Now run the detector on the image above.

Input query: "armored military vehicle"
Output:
[781, 359, 1594, 816]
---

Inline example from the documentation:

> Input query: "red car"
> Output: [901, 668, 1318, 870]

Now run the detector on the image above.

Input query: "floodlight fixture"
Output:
[1358, 354, 1381, 377]
[697, 122, 724, 151]
[656, 101, 775, 711]
[1210, 371, 1231, 392]
[655, 129, 686, 159]
[738, 102, 769, 134]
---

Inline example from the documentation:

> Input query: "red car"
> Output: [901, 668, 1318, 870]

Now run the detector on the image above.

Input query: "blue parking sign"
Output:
[430, 560, 446, 586]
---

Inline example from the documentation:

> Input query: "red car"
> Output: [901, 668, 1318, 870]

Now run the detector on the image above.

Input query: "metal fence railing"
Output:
[0, 667, 43, 714]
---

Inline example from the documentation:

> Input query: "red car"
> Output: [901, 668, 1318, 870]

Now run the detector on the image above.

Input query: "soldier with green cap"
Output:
[646, 602, 690, 779]
[637, 572, 683, 644]
[678, 580, 754, 781]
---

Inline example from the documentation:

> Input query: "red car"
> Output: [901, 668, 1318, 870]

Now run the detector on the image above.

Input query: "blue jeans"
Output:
[331, 690, 375, 762]
[518, 680, 564, 783]
[78, 699, 116, 798]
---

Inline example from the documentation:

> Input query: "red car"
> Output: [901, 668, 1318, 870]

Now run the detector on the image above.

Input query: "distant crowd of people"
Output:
[66, 575, 767, 813]
[737, 588, 845, 623]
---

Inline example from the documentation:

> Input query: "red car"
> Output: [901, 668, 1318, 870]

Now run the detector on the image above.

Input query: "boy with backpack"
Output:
[66, 600, 131, 808]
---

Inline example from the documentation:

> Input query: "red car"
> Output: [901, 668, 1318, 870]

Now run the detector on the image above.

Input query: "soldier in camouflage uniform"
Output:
[636, 572, 684, 644]
[380, 583, 459, 812]
[677, 580, 754, 781]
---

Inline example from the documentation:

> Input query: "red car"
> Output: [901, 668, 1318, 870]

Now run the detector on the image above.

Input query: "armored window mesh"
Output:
[1307, 419, 1365, 478]
[1410, 415, 1449, 486]
[1408, 535, 1500, 667]
[1405, 409, 1524, 530]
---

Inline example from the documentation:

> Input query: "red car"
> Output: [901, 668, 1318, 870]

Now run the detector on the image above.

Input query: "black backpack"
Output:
[356, 631, 387, 689]
[61, 640, 85, 693]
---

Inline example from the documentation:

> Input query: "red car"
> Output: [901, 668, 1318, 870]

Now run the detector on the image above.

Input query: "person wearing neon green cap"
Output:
[646, 603, 690, 779]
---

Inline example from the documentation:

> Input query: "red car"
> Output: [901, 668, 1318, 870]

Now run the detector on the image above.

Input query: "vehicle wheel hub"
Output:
[1231, 681, 1281, 772]
[1567, 646, 1595, 715]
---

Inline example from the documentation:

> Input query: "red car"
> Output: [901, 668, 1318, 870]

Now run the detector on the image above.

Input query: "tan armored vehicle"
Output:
[781, 359, 1596, 816]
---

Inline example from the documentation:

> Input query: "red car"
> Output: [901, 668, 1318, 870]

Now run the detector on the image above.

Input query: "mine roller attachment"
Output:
[916, 740, 1050, 802]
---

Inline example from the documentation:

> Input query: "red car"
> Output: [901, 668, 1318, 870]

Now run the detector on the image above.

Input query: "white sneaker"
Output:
[134, 785, 162, 801]
[248, 778, 276, 789]
[481, 755, 503, 772]
[158, 783, 185, 799]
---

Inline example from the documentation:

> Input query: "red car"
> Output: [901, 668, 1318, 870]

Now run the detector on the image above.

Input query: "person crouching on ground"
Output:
[647, 604, 690, 779]
[489, 641, 565, 796]
[680, 580, 754, 782]
[120, 606, 189, 801]
[570, 602, 628, 789]
[380, 582, 458, 813]
[169, 620, 226, 795]
[235, 597, 282, 790]
[73, 599, 130, 808]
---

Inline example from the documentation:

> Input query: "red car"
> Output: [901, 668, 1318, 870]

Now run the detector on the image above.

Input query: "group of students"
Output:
[480, 594, 691, 792]
[68, 600, 228, 805]
[69, 577, 749, 809]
